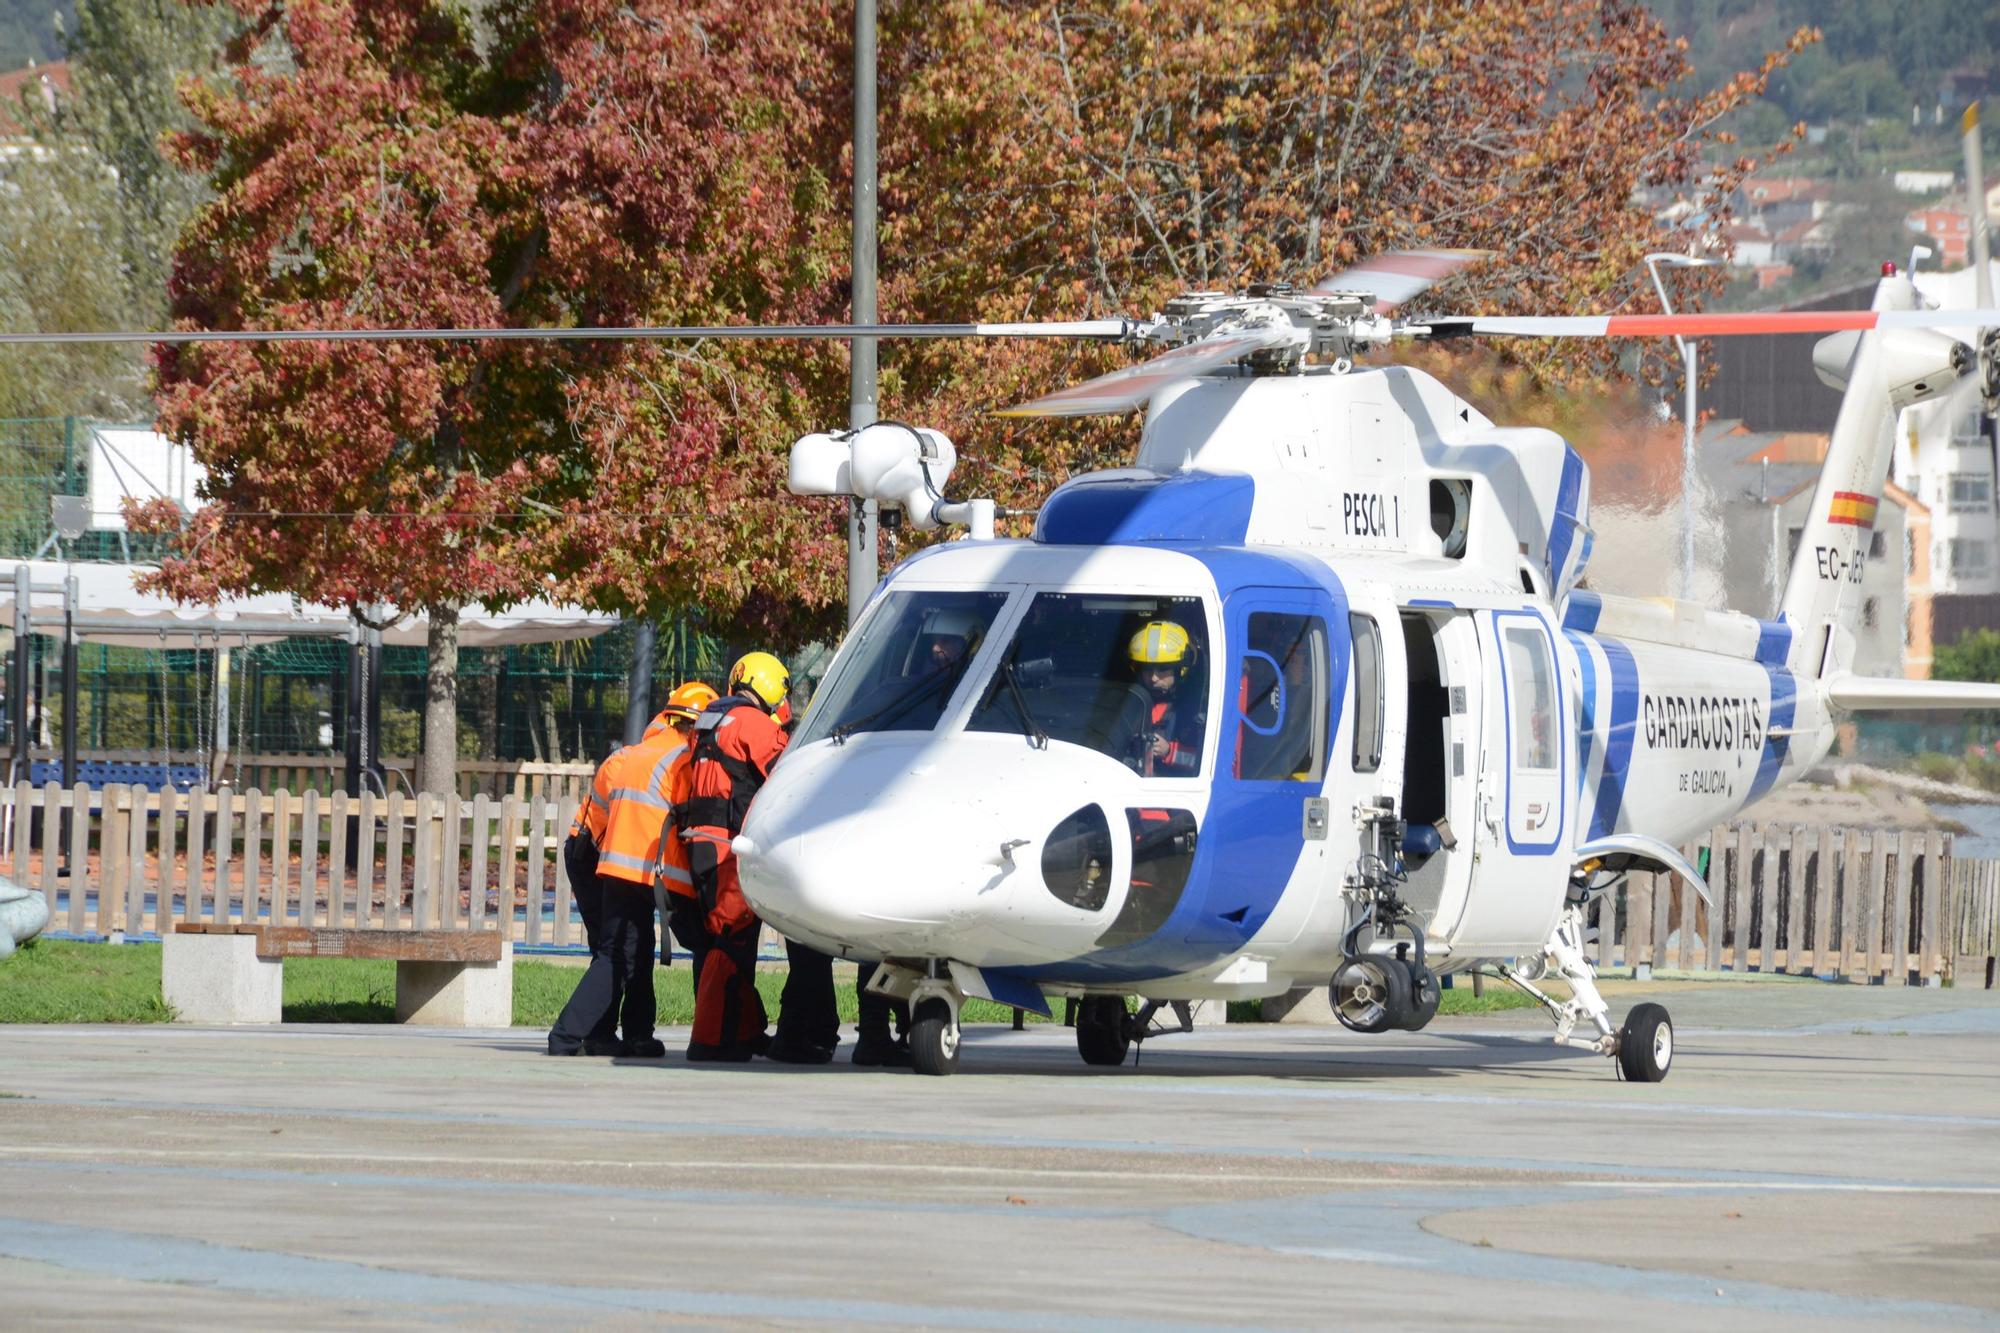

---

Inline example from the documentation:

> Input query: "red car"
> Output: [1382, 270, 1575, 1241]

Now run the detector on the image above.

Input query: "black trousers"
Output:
[856, 961, 908, 1042]
[667, 894, 710, 987]
[775, 939, 840, 1050]
[551, 873, 657, 1046]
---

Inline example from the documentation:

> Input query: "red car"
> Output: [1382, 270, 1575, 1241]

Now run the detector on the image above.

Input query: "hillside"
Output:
[0, 0, 69, 68]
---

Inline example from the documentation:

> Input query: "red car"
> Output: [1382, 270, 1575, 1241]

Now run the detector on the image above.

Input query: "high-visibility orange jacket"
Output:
[654, 746, 696, 899]
[583, 732, 687, 887]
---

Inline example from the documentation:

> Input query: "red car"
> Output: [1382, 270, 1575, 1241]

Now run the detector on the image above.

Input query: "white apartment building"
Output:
[1898, 263, 2000, 599]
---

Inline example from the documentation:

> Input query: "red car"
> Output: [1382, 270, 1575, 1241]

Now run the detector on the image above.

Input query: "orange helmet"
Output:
[661, 680, 719, 724]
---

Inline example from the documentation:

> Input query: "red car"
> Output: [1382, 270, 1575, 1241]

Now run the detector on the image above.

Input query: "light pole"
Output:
[1645, 252, 1724, 601]
[847, 0, 879, 629]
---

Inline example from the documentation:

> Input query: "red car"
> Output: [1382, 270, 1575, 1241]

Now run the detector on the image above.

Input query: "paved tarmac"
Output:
[2, 977, 1998, 1328]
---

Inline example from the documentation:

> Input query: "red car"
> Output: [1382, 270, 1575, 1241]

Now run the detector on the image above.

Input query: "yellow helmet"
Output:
[662, 680, 719, 723]
[1128, 620, 1191, 667]
[727, 651, 790, 712]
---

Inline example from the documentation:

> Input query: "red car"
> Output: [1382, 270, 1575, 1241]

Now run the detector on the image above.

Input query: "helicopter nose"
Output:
[734, 734, 1128, 966]
[736, 816, 983, 957]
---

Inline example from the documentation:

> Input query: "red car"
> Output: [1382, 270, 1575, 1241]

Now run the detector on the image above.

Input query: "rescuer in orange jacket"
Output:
[547, 682, 714, 1058]
[647, 683, 715, 972]
[676, 652, 790, 1062]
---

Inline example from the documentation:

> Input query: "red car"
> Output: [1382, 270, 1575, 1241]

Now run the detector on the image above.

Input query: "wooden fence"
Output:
[1, 788, 1997, 983]
[0, 781, 587, 947]
[1581, 823, 1987, 986]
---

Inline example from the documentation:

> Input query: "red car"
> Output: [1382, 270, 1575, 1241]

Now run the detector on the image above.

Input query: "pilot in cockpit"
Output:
[1125, 620, 1204, 778]
[914, 609, 978, 678]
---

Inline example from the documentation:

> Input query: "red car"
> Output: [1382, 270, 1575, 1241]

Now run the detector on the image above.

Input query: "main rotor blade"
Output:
[1311, 248, 1489, 312]
[0, 319, 1133, 347]
[1429, 308, 2000, 339]
[994, 326, 1296, 418]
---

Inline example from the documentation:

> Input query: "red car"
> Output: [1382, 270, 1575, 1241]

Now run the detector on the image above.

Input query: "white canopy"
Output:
[1, 560, 616, 649]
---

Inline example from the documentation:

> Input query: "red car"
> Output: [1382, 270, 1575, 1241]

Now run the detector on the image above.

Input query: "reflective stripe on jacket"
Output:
[592, 737, 687, 886]
[654, 747, 697, 897]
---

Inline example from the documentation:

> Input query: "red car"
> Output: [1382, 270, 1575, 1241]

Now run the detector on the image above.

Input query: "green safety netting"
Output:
[5, 619, 831, 763]
[0, 417, 171, 564]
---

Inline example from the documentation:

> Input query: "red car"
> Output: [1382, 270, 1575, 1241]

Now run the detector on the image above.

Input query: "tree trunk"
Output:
[420, 603, 460, 796]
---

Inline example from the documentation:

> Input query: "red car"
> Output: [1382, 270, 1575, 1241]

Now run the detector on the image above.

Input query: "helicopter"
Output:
[727, 251, 2000, 1081]
[23, 237, 2000, 1085]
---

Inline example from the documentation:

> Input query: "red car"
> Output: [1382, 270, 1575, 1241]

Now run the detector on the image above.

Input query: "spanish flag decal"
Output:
[1828, 491, 1878, 528]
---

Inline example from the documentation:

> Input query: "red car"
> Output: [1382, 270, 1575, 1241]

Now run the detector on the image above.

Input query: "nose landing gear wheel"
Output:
[1330, 956, 1411, 1034]
[1076, 996, 1133, 1066]
[910, 998, 960, 1076]
[1616, 1002, 1673, 1082]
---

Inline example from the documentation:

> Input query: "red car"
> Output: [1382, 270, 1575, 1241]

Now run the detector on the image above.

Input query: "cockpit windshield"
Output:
[968, 592, 1210, 776]
[795, 590, 1012, 746]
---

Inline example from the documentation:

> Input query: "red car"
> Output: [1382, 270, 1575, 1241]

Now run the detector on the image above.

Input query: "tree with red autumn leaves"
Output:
[134, 0, 851, 789]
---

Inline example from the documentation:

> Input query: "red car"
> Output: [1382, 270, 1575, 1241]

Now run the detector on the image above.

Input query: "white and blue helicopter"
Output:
[59, 243, 2000, 1084]
[735, 252, 2000, 1081]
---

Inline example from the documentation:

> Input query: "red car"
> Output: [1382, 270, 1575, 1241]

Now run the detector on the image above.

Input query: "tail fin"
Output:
[1778, 273, 1972, 677]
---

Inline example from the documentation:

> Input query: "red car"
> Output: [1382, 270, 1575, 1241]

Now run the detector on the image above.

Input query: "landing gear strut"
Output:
[904, 965, 963, 1076]
[1073, 995, 1198, 1068]
[1496, 902, 1674, 1082]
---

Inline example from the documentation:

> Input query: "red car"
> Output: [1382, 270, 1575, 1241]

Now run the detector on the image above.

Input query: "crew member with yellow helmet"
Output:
[1127, 620, 1204, 778]
[676, 651, 791, 1062]
[548, 680, 715, 1057]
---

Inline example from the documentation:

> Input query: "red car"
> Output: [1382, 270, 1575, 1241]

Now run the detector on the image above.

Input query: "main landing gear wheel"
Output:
[910, 998, 960, 1076]
[1330, 956, 1410, 1034]
[1617, 1002, 1673, 1082]
[1076, 996, 1133, 1067]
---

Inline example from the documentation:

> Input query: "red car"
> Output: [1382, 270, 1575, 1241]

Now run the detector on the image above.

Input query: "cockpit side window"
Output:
[794, 590, 1012, 745]
[1234, 612, 1329, 782]
[968, 592, 1210, 776]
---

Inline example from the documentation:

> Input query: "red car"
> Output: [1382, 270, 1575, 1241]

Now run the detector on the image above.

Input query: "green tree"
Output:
[63, 0, 236, 325]
[0, 118, 146, 419]
[1934, 630, 2000, 684]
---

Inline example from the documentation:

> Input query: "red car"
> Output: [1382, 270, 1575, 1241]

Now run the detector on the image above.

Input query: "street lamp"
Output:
[1645, 251, 1724, 602]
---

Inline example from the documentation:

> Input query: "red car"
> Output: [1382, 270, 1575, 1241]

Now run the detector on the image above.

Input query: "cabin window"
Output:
[1503, 626, 1556, 772]
[1348, 613, 1384, 774]
[795, 590, 1012, 745]
[1234, 612, 1328, 782]
[968, 592, 1210, 776]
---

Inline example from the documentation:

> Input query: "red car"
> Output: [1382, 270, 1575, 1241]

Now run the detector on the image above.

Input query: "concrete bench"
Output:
[163, 924, 512, 1026]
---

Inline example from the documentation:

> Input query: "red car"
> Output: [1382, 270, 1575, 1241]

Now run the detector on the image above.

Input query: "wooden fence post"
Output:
[127, 786, 148, 935]
[38, 781, 59, 915]
[384, 791, 405, 929]
[411, 792, 436, 929]
[524, 797, 547, 947]
[66, 784, 87, 933]
[299, 789, 320, 927]
[440, 793, 463, 929]
[9, 780, 29, 883]
[214, 788, 236, 925]
[240, 791, 262, 925]
[1920, 829, 1945, 986]
[468, 794, 492, 930]
[553, 795, 578, 947]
